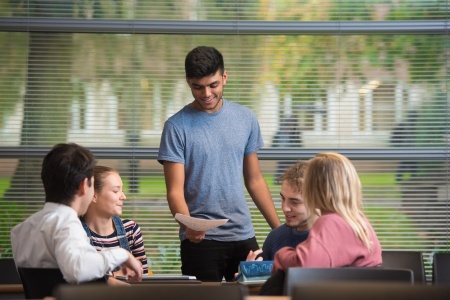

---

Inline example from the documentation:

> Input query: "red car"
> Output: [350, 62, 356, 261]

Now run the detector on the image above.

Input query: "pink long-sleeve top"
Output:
[273, 212, 382, 272]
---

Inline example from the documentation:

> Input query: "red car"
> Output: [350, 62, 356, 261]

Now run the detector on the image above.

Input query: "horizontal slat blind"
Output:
[0, 1, 447, 21]
[0, 0, 448, 280]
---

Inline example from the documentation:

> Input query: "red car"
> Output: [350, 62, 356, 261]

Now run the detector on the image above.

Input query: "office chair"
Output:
[0, 259, 23, 299]
[432, 252, 450, 285]
[381, 250, 426, 284]
[17, 267, 67, 299]
[292, 282, 450, 300]
[18, 267, 108, 299]
[284, 267, 413, 296]
[0, 258, 22, 284]
[54, 283, 249, 300]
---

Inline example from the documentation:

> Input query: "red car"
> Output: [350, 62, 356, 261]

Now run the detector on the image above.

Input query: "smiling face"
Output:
[186, 70, 228, 113]
[280, 180, 310, 231]
[92, 172, 126, 217]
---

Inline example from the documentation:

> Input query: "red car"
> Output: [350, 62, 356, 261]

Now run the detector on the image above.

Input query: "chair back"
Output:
[292, 282, 450, 300]
[432, 252, 450, 285]
[381, 250, 426, 284]
[17, 267, 67, 299]
[54, 283, 249, 300]
[0, 258, 22, 284]
[284, 267, 413, 295]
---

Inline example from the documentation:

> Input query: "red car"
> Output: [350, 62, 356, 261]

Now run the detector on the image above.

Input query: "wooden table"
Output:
[0, 284, 24, 299]
[0, 284, 23, 293]
[246, 297, 290, 300]
[0, 283, 290, 300]
[201, 281, 263, 295]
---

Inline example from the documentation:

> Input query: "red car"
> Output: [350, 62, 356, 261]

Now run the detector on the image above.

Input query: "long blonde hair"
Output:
[303, 152, 373, 251]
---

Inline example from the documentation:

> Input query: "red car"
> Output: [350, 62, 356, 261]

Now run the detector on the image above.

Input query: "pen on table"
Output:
[233, 273, 243, 281]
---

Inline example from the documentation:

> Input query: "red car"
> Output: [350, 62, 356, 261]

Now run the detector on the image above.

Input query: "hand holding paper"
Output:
[175, 213, 228, 231]
[185, 227, 205, 243]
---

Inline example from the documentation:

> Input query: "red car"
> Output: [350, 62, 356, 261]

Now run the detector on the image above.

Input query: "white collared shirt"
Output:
[11, 202, 129, 284]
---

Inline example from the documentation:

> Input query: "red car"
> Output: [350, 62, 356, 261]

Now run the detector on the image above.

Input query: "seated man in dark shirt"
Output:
[246, 161, 318, 261]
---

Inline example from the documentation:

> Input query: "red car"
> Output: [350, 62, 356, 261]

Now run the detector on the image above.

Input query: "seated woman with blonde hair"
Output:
[80, 165, 151, 278]
[260, 152, 381, 295]
[273, 152, 382, 271]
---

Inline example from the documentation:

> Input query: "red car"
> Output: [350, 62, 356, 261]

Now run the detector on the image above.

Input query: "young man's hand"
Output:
[121, 252, 143, 282]
[246, 249, 263, 261]
[185, 227, 206, 243]
[233, 249, 264, 279]
[107, 276, 130, 286]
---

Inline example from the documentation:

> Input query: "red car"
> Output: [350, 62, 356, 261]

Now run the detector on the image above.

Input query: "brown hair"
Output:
[278, 161, 307, 193]
[42, 143, 96, 205]
[93, 165, 118, 194]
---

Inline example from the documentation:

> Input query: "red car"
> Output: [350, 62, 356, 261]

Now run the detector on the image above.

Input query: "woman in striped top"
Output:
[81, 165, 150, 277]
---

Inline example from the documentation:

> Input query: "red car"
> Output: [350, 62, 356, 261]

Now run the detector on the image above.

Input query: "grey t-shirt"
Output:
[157, 99, 264, 241]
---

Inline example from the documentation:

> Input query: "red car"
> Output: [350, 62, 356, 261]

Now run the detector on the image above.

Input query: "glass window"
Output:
[0, 0, 448, 278]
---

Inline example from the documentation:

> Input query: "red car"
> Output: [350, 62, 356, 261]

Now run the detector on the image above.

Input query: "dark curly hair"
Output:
[185, 46, 224, 79]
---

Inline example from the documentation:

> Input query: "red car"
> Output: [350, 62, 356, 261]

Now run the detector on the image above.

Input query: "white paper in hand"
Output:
[175, 213, 228, 231]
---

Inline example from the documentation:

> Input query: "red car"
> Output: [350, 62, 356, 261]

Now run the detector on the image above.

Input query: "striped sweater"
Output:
[88, 218, 149, 274]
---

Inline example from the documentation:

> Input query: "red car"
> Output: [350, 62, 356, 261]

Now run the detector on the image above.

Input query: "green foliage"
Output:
[364, 205, 423, 248]
[8, 0, 74, 18]
[121, 176, 167, 197]
[431, 241, 450, 256]
[151, 244, 182, 273]
[0, 32, 27, 128]
[387, 0, 447, 21]
[0, 201, 29, 258]
[360, 172, 396, 188]
[329, 0, 373, 21]
[0, 177, 9, 197]
[258, 0, 446, 104]
[201, 0, 249, 20]
[417, 91, 448, 147]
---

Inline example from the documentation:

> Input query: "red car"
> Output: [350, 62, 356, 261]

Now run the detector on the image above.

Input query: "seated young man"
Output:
[246, 161, 318, 261]
[11, 143, 143, 284]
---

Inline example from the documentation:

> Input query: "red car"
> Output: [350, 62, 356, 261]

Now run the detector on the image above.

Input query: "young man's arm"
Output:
[243, 152, 281, 229]
[55, 220, 142, 284]
[118, 252, 144, 282]
[163, 161, 206, 243]
[163, 161, 189, 216]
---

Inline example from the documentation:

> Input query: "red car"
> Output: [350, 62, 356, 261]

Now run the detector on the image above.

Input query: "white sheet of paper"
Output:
[175, 213, 228, 231]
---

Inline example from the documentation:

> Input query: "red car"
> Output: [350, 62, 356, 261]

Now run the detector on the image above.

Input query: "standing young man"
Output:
[11, 143, 143, 284]
[157, 46, 281, 281]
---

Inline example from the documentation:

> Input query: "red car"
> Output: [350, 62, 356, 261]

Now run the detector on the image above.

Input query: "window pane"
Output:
[0, 0, 448, 279]
[1, 1, 446, 21]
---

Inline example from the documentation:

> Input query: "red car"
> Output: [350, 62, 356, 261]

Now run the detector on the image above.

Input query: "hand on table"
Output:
[246, 249, 263, 261]
[233, 249, 264, 279]
[120, 252, 143, 282]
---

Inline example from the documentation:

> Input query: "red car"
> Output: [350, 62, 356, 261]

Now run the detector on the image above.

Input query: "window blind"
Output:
[0, 0, 448, 279]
